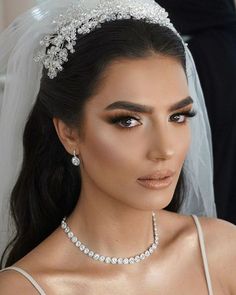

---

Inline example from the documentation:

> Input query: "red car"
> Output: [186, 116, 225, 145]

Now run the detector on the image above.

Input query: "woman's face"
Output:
[78, 54, 193, 211]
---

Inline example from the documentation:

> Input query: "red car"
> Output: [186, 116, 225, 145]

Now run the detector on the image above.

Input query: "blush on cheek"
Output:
[83, 128, 129, 170]
[173, 129, 191, 173]
[177, 126, 191, 152]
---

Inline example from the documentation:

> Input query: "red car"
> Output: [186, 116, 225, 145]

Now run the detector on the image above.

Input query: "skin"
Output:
[0, 54, 236, 294]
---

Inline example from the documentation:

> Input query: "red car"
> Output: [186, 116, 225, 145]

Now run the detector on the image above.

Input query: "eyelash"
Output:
[108, 109, 197, 129]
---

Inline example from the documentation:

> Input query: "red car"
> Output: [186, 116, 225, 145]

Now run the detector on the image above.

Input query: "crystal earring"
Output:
[71, 150, 80, 166]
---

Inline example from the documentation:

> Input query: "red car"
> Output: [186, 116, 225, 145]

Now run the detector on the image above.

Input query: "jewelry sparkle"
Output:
[61, 211, 159, 265]
[34, 0, 175, 79]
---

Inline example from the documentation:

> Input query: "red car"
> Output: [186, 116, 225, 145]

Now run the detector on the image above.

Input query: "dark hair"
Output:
[1, 19, 186, 268]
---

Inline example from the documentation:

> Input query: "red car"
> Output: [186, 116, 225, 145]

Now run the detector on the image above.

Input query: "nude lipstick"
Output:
[137, 170, 175, 190]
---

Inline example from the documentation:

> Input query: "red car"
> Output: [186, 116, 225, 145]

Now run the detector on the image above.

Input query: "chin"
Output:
[122, 191, 174, 212]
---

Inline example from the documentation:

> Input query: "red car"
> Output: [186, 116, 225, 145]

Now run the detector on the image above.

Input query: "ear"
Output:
[53, 117, 80, 155]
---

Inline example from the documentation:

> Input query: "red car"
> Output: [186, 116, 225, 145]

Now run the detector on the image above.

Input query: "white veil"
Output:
[0, 0, 217, 255]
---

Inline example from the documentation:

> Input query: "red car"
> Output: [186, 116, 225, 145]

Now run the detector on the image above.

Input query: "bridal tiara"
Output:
[34, 0, 176, 79]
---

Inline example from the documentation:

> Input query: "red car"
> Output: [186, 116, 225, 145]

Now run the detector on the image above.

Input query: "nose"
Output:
[147, 124, 175, 161]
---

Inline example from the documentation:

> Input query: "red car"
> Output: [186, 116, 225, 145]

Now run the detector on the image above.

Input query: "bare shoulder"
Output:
[0, 268, 39, 294]
[197, 216, 236, 294]
[197, 216, 236, 252]
[0, 226, 72, 294]
[0, 232, 54, 294]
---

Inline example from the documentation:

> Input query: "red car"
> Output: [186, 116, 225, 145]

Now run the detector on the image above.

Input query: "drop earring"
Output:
[71, 150, 80, 166]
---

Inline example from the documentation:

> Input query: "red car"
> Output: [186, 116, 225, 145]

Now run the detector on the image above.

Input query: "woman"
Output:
[0, 0, 235, 294]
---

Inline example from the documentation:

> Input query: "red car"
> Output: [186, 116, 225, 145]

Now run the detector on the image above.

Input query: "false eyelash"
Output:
[108, 112, 141, 125]
[175, 110, 197, 118]
[171, 109, 197, 120]
[110, 110, 197, 122]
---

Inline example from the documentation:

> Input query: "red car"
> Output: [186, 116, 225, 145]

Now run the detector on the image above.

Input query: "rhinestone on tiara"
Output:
[34, 0, 176, 79]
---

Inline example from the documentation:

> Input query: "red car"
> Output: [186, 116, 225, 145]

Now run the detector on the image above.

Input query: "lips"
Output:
[138, 169, 175, 181]
[137, 170, 175, 190]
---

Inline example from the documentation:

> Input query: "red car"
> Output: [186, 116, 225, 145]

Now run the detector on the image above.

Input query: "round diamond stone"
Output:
[145, 250, 150, 257]
[93, 253, 100, 260]
[61, 222, 66, 229]
[134, 255, 140, 262]
[88, 251, 94, 257]
[149, 247, 154, 254]
[105, 257, 111, 264]
[84, 248, 89, 254]
[111, 257, 117, 264]
[99, 256, 105, 262]
[129, 257, 135, 264]
[75, 240, 81, 247]
[71, 236, 77, 243]
[68, 231, 73, 238]
[152, 243, 157, 249]
[140, 253, 145, 260]
[65, 227, 70, 233]
[123, 258, 129, 264]
[79, 244, 85, 251]
[72, 157, 80, 166]
[117, 258, 123, 264]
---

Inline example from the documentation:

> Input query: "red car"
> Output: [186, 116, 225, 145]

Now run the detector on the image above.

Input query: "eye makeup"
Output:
[106, 111, 142, 129]
[169, 109, 197, 124]
[105, 107, 197, 129]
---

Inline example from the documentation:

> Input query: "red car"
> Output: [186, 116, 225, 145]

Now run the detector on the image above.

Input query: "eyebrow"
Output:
[104, 96, 193, 113]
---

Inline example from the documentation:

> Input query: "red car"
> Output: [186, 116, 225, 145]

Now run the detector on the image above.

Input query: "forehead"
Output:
[90, 54, 189, 109]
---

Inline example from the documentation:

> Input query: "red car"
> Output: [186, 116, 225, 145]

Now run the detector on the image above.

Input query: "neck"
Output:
[67, 187, 157, 259]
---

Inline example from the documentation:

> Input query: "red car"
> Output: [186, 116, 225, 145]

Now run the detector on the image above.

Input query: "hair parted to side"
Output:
[1, 19, 186, 268]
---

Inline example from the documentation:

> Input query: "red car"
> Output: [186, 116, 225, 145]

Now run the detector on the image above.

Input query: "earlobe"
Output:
[52, 117, 80, 155]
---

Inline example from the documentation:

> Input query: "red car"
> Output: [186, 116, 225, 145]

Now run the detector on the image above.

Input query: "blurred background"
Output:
[0, 0, 47, 32]
[0, 0, 45, 91]
[2, 0, 236, 31]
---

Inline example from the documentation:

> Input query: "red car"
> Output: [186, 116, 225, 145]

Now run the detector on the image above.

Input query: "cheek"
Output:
[80, 125, 132, 172]
[174, 125, 191, 167]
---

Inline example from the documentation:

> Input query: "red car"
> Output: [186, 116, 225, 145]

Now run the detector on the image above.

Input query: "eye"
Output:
[169, 110, 197, 124]
[171, 114, 186, 123]
[109, 115, 142, 128]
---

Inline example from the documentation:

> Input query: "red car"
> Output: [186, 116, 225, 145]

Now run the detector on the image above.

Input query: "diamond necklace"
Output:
[61, 211, 159, 265]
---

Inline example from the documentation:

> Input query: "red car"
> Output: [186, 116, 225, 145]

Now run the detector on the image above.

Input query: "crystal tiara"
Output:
[34, 0, 176, 79]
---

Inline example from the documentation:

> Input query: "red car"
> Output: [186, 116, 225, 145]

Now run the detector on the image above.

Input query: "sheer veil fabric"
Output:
[0, 0, 217, 254]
